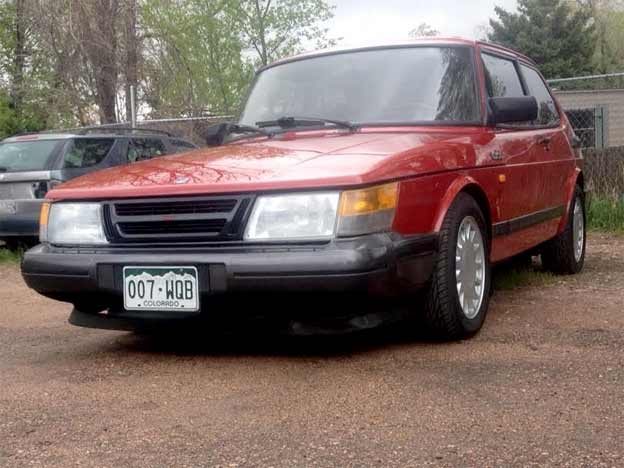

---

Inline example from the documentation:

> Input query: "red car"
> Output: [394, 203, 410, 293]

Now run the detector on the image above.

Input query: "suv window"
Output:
[482, 53, 524, 98]
[126, 138, 166, 162]
[63, 138, 115, 169]
[520, 64, 560, 126]
[0, 139, 62, 172]
[171, 139, 196, 153]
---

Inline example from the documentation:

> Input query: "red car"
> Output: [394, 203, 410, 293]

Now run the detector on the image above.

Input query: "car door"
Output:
[480, 51, 542, 221]
[518, 63, 572, 214]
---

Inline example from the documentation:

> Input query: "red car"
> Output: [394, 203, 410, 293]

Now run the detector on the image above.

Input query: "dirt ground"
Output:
[1, 233, 623, 468]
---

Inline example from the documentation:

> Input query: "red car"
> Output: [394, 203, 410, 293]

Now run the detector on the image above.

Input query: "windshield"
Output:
[0, 139, 62, 172]
[239, 46, 480, 127]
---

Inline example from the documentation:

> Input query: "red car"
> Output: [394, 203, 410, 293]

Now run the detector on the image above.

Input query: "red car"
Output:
[22, 38, 585, 339]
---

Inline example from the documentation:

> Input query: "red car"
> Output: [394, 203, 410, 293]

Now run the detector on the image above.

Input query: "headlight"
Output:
[244, 192, 340, 240]
[40, 202, 108, 245]
[244, 182, 399, 241]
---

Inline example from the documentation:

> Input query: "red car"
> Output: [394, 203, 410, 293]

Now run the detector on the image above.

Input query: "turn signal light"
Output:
[339, 182, 398, 216]
[39, 202, 51, 227]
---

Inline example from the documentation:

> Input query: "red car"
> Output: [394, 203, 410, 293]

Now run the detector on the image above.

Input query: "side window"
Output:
[171, 139, 196, 153]
[62, 138, 115, 169]
[520, 64, 560, 126]
[126, 138, 167, 163]
[481, 53, 524, 98]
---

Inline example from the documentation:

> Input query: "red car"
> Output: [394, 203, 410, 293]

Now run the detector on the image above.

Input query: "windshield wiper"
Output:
[0, 166, 8, 173]
[204, 122, 274, 146]
[256, 116, 358, 132]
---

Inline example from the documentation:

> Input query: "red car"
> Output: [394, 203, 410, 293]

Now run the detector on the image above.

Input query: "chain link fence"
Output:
[551, 74, 624, 200]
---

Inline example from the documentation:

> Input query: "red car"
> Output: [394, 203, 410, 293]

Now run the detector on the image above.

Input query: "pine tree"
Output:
[488, 0, 595, 79]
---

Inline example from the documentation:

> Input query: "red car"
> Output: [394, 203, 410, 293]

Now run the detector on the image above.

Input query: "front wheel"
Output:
[541, 186, 586, 274]
[423, 193, 492, 340]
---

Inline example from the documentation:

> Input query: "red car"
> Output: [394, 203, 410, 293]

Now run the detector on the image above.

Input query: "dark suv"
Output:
[0, 128, 196, 247]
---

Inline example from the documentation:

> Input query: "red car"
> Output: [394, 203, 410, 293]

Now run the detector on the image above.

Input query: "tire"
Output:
[541, 186, 586, 274]
[423, 193, 492, 340]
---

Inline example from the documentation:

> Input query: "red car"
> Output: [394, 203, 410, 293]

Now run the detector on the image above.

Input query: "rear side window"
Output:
[126, 138, 167, 162]
[0, 140, 61, 172]
[171, 139, 196, 153]
[482, 53, 524, 98]
[520, 64, 560, 126]
[63, 138, 115, 169]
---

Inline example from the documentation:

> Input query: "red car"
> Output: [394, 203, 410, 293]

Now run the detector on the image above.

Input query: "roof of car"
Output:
[262, 37, 536, 71]
[1, 127, 181, 143]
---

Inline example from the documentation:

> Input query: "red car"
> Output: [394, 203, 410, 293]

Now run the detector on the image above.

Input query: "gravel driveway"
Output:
[1, 234, 623, 467]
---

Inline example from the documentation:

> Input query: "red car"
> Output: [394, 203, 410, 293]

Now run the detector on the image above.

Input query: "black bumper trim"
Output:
[22, 232, 438, 330]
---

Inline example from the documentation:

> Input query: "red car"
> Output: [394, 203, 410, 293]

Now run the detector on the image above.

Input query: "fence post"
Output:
[130, 85, 137, 129]
[594, 106, 606, 149]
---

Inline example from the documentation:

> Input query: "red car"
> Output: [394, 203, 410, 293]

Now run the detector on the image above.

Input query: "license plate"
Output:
[0, 200, 17, 214]
[123, 266, 199, 312]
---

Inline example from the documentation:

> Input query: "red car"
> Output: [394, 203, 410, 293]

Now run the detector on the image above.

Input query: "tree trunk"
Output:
[124, 0, 138, 122]
[12, 0, 26, 116]
[75, 0, 119, 124]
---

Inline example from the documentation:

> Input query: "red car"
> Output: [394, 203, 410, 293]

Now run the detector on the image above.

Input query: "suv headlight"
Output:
[40, 202, 108, 245]
[244, 182, 398, 241]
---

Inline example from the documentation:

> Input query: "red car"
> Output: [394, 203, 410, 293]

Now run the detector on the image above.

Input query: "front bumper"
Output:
[0, 199, 42, 238]
[21, 233, 437, 331]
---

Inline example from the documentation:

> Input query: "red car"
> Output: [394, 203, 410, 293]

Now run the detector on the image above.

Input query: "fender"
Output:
[432, 175, 490, 233]
[556, 167, 583, 234]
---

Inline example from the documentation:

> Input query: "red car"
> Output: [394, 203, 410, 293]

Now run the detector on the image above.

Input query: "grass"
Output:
[0, 247, 22, 264]
[493, 254, 556, 291]
[587, 196, 624, 233]
[493, 265, 556, 291]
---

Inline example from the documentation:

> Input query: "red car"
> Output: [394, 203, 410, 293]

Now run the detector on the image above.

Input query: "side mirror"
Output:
[488, 96, 538, 125]
[202, 122, 230, 146]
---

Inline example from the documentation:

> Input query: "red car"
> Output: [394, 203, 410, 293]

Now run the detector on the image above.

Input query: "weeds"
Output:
[0, 248, 22, 264]
[587, 196, 624, 233]
[494, 266, 556, 290]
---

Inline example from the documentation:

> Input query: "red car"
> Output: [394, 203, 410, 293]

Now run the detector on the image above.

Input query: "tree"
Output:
[69, 0, 121, 124]
[234, 0, 336, 67]
[576, 0, 624, 74]
[0, 0, 49, 136]
[409, 22, 439, 38]
[141, 0, 253, 117]
[488, 0, 595, 79]
[123, 0, 139, 122]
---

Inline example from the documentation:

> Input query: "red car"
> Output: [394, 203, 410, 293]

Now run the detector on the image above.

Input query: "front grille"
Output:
[104, 195, 253, 243]
[118, 219, 227, 235]
[115, 199, 238, 216]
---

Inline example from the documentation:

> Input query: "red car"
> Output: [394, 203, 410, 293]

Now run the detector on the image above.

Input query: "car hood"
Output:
[48, 129, 487, 200]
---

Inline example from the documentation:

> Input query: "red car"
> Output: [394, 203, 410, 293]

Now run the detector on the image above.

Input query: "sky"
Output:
[326, 0, 519, 45]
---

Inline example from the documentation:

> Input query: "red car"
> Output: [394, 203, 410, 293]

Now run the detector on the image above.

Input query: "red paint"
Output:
[47, 39, 581, 264]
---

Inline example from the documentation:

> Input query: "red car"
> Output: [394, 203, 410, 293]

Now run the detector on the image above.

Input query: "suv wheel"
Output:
[423, 193, 491, 340]
[541, 186, 586, 274]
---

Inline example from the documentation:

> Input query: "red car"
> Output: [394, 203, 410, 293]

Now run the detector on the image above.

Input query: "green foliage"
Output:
[587, 196, 624, 232]
[588, 0, 624, 74]
[494, 265, 556, 290]
[234, 0, 336, 66]
[141, 0, 335, 117]
[488, 0, 595, 79]
[0, 247, 22, 263]
[141, 0, 254, 117]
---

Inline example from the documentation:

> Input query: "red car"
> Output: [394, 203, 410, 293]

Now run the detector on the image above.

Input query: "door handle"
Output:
[537, 136, 552, 146]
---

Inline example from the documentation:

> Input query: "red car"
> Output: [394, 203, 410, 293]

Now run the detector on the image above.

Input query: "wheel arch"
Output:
[557, 167, 584, 233]
[433, 176, 493, 243]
